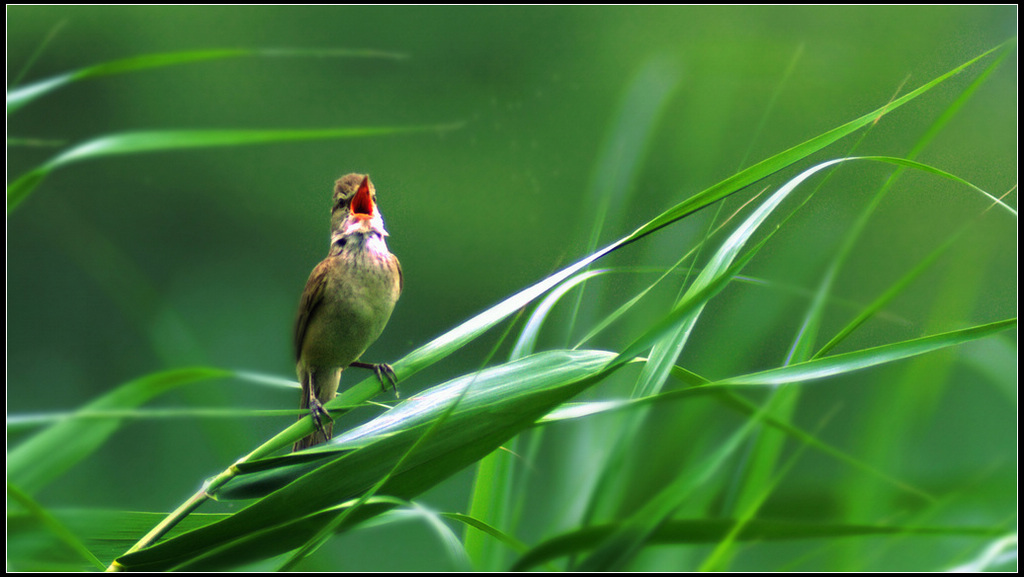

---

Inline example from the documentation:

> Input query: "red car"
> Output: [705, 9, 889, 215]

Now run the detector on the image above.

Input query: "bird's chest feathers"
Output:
[325, 250, 396, 319]
[318, 240, 397, 335]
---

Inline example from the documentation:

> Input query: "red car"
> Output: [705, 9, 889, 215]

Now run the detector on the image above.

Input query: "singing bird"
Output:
[292, 174, 403, 451]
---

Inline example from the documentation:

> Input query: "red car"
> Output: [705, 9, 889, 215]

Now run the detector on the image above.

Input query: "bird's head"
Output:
[330, 173, 389, 246]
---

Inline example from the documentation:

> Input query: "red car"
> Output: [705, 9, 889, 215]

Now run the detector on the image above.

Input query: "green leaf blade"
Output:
[7, 47, 405, 115]
[717, 319, 1016, 387]
[7, 367, 232, 492]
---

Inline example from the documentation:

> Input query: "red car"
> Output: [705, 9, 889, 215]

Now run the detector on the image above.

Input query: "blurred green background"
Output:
[7, 6, 1016, 571]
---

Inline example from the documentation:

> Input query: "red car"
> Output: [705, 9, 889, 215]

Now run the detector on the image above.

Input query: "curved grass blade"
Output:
[623, 151, 1014, 387]
[613, 158, 848, 369]
[575, 191, 766, 350]
[605, 147, 1006, 389]
[355, 502, 475, 571]
[855, 156, 1015, 216]
[443, 512, 530, 555]
[6, 47, 405, 115]
[6, 367, 232, 493]
[510, 269, 609, 360]
[512, 518, 1003, 571]
[7, 124, 459, 213]
[714, 318, 1016, 387]
[8, 49, 243, 114]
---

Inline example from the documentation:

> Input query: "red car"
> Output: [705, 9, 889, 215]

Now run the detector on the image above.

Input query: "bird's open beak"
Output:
[350, 176, 375, 220]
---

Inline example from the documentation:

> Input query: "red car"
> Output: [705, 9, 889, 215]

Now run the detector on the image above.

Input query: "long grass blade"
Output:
[855, 156, 1015, 215]
[714, 318, 1016, 386]
[510, 269, 609, 360]
[6, 367, 232, 493]
[443, 512, 530, 554]
[6, 47, 405, 114]
[7, 124, 459, 213]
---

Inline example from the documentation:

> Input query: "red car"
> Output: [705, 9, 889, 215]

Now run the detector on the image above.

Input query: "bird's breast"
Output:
[300, 241, 400, 369]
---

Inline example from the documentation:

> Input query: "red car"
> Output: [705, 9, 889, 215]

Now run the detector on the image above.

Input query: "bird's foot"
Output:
[350, 361, 399, 398]
[307, 392, 333, 444]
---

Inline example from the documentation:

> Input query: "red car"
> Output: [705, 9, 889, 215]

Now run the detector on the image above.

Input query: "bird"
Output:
[292, 173, 402, 451]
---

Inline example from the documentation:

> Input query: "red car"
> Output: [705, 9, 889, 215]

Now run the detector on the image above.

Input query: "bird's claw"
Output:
[307, 393, 333, 444]
[374, 363, 399, 398]
[350, 361, 400, 398]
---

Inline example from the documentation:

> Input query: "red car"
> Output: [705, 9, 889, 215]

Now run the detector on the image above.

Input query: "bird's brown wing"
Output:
[293, 259, 331, 363]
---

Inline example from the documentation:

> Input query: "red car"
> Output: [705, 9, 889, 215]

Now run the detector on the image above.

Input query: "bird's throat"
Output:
[331, 229, 392, 262]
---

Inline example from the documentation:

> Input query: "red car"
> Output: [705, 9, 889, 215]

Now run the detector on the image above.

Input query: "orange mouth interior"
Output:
[350, 176, 375, 218]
